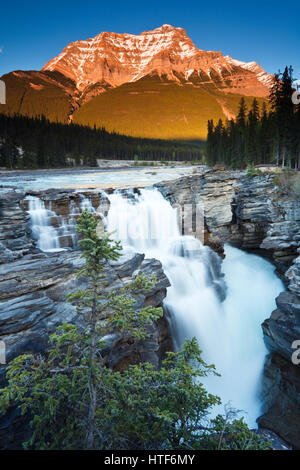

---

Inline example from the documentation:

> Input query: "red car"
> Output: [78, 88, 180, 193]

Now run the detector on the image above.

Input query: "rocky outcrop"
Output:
[0, 249, 171, 373]
[257, 353, 300, 449]
[233, 176, 300, 270]
[262, 291, 300, 362]
[0, 188, 33, 263]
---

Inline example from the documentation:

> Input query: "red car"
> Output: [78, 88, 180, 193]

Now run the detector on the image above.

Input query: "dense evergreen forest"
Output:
[0, 114, 205, 169]
[207, 66, 300, 169]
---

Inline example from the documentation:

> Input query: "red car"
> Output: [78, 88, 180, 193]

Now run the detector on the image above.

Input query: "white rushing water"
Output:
[26, 196, 65, 252]
[26, 194, 96, 252]
[106, 188, 284, 427]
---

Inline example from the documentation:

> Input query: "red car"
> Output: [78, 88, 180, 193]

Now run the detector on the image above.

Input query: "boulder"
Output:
[258, 353, 300, 449]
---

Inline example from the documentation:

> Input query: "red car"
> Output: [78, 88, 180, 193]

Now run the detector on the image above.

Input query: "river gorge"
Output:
[0, 167, 299, 449]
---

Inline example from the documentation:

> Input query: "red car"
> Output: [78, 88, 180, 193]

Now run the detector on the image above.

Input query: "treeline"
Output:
[207, 66, 300, 169]
[0, 114, 205, 169]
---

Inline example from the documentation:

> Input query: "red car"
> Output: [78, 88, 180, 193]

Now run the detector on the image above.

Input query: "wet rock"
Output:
[110, 251, 145, 277]
[255, 428, 292, 450]
[262, 291, 300, 361]
[0, 188, 33, 262]
[258, 353, 300, 449]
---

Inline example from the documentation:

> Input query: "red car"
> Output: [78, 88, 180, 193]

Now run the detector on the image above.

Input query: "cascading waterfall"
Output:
[79, 194, 96, 213]
[106, 188, 284, 427]
[26, 196, 64, 252]
[26, 194, 97, 253]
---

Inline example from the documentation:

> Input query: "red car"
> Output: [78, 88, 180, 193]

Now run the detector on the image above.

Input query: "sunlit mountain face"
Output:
[0, 24, 273, 139]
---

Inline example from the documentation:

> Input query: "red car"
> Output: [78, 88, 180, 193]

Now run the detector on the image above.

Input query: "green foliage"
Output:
[206, 65, 300, 170]
[199, 413, 271, 450]
[0, 335, 270, 450]
[246, 163, 262, 178]
[97, 338, 221, 449]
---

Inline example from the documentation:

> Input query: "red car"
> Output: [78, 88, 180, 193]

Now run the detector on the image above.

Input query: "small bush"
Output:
[274, 170, 300, 197]
[246, 164, 262, 178]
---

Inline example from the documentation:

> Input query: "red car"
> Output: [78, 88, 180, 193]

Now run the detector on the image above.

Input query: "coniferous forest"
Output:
[0, 114, 205, 169]
[207, 66, 300, 169]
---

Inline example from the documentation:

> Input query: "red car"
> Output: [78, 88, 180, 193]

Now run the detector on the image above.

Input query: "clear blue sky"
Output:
[1, 0, 299, 80]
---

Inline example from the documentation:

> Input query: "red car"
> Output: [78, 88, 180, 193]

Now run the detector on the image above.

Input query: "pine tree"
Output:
[270, 66, 295, 167]
[247, 99, 260, 165]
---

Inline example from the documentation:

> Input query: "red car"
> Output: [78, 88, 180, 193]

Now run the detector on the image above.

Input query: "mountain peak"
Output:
[141, 24, 186, 35]
[42, 25, 273, 95]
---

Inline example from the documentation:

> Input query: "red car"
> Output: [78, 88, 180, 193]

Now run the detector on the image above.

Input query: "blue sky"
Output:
[1, 0, 299, 81]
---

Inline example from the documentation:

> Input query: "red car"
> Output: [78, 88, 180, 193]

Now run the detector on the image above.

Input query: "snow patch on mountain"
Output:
[43, 25, 273, 97]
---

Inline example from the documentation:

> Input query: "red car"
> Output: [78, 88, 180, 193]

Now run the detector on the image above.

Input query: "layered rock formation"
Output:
[0, 188, 171, 368]
[0, 188, 33, 264]
[0, 251, 170, 369]
[156, 170, 300, 269]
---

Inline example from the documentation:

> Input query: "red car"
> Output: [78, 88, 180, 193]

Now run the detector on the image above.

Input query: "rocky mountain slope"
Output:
[43, 24, 272, 95]
[0, 25, 273, 138]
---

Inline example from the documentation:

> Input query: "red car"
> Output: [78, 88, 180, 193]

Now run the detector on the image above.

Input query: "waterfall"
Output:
[106, 188, 284, 427]
[79, 194, 96, 213]
[26, 194, 97, 253]
[26, 196, 65, 252]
